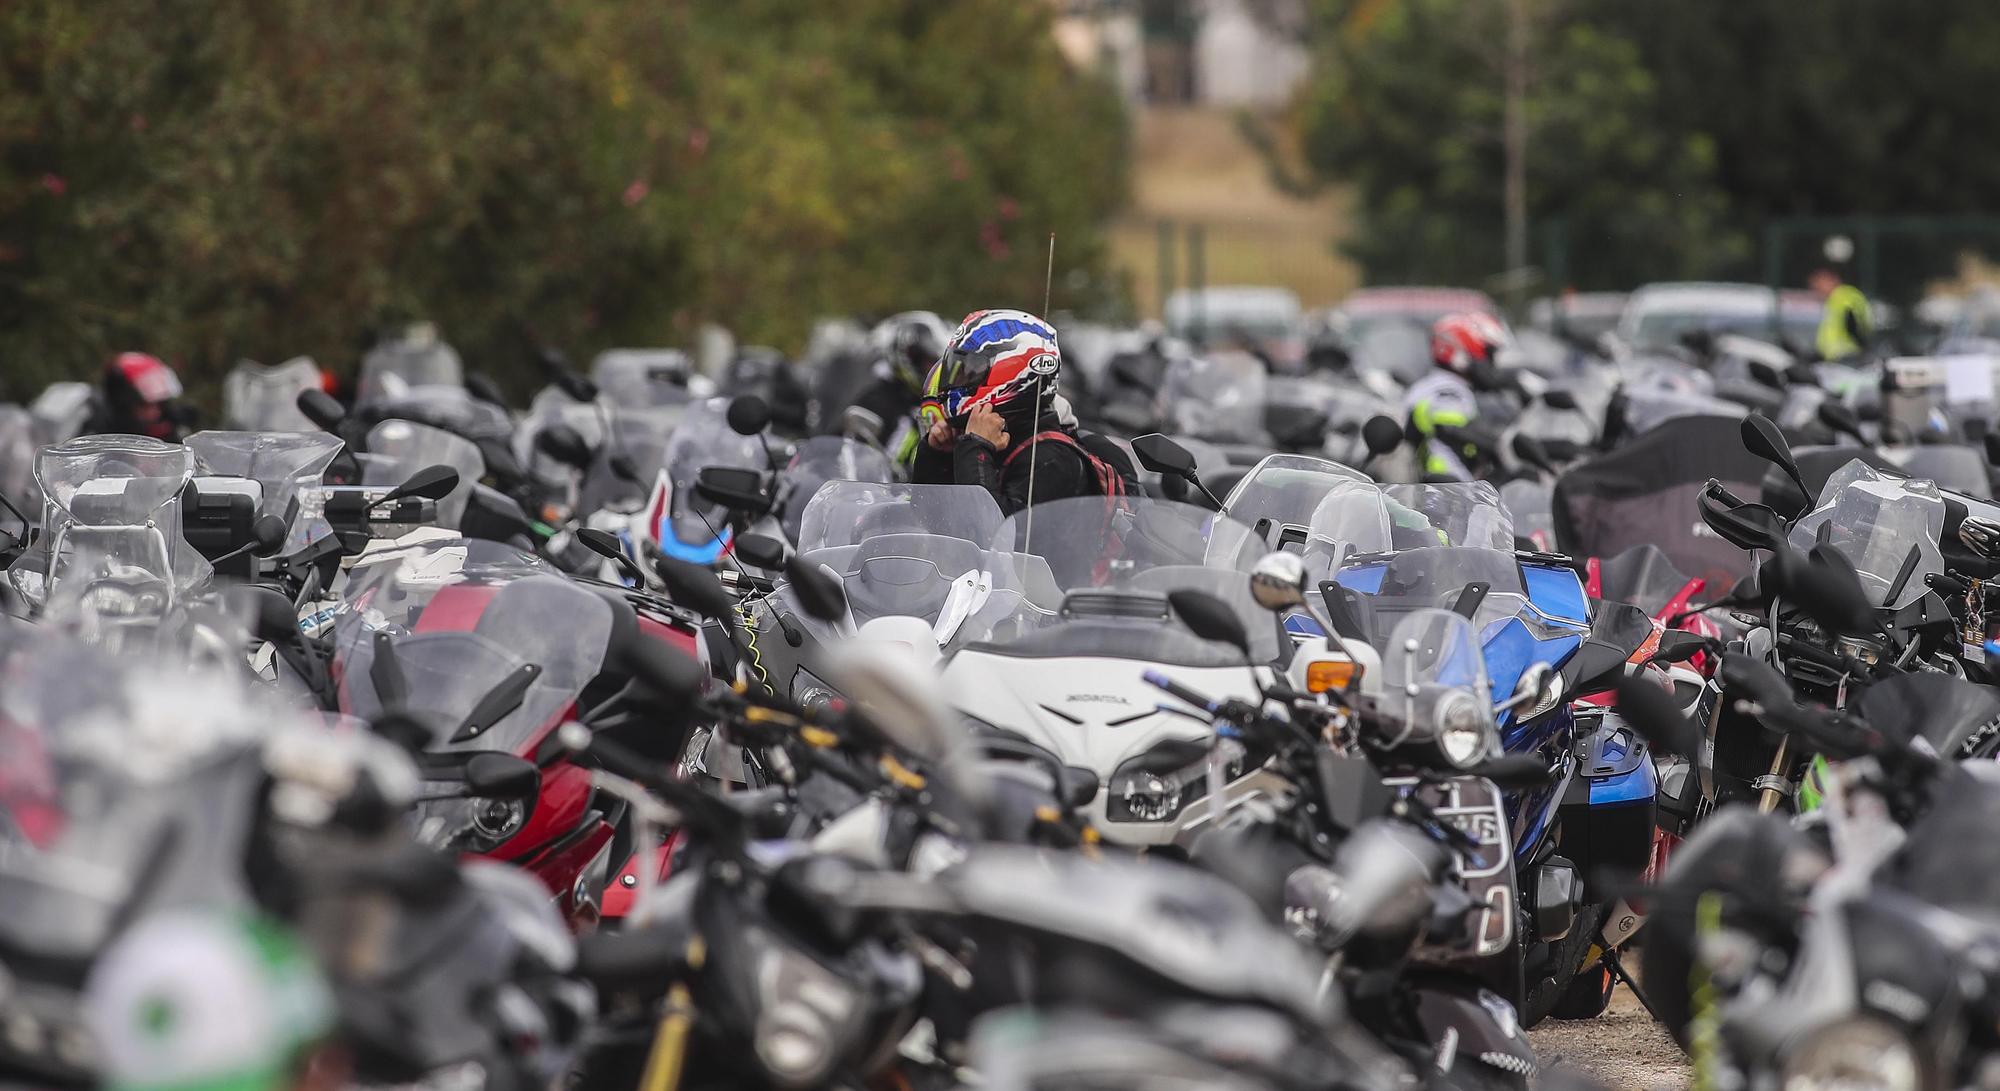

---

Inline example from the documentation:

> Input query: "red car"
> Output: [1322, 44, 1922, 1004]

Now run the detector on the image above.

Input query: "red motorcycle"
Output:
[330, 535, 701, 929]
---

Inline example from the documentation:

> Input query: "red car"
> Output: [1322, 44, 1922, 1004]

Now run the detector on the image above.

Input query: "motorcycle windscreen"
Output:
[1551, 413, 1767, 592]
[0, 633, 282, 960]
[1787, 458, 1945, 609]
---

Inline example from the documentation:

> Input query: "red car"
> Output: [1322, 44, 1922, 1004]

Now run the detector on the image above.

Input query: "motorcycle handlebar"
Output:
[1143, 669, 1217, 714]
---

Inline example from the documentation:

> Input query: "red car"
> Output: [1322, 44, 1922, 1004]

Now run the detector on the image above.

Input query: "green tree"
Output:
[1298, 0, 1738, 290]
[1599, 0, 2000, 296]
[0, 0, 1127, 398]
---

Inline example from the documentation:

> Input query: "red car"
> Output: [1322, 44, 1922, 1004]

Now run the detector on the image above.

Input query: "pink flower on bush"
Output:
[623, 179, 650, 206]
[41, 173, 65, 197]
[981, 221, 1010, 260]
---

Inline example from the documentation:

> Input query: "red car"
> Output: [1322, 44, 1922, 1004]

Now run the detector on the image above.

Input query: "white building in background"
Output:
[1051, 0, 1308, 109]
[1051, 3, 1146, 102]
[1193, 0, 1308, 107]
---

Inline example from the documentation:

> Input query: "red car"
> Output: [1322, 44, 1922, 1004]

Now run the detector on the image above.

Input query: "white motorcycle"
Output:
[940, 495, 1337, 850]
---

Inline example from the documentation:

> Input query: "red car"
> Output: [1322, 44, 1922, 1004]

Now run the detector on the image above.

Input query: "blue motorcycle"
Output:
[1317, 481, 1658, 1024]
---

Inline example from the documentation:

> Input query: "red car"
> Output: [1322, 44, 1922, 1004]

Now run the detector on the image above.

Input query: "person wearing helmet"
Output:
[846, 311, 950, 458]
[85, 909, 341, 1091]
[92, 352, 194, 441]
[723, 347, 811, 434]
[1405, 313, 1509, 481]
[913, 309, 1132, 515]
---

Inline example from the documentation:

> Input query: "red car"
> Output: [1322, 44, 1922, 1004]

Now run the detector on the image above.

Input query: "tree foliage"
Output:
[1299, 0, 2000, 294]
[0, 0, 1127, 397]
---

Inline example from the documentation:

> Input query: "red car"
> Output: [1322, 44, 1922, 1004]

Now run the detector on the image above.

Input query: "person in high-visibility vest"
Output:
[1404, 312, 1509, 481]
[1810, 265, 1872, 361]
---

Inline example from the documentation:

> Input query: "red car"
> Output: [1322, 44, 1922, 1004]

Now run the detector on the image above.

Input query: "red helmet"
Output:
[917, 309, 1060, 430]
[1429, 312, 1509, 376]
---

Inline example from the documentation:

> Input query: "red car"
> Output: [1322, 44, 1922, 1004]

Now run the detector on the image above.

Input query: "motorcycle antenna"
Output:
[1042, 230, 1056, 316]
[1023, 232, 1056, 553]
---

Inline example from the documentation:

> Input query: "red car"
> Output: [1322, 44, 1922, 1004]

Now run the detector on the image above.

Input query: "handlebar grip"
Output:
[584, 732, 677, 795]
[1707, 481, 1746, 508]
[1143, 670, 1216, 713]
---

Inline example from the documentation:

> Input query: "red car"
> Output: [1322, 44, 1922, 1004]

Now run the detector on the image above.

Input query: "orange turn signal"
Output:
[1305, 659, 1362, 693]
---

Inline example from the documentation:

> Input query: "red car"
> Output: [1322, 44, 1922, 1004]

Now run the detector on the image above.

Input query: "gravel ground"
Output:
[1529, 978, 1689, 1090]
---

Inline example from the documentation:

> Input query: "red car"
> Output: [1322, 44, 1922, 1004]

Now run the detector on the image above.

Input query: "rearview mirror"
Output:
[1816, 400, 1865, 443]
[1131, 433, 1223, 509]
[726, 395, 772, 437]
[296, 389, 347, 433]
[1131, 432, 1198, 478]
[575, 527, 649, 586]
[378, 464, 460, 505]
[1746, 360, 1786, 391]
[733, 533, 789, 570]
[654, 553, 739, 621]
[1168, 589, 1251, 658]
[1361, 415, 1404, 458]
[1248, 552, 1308, 613]
[250, 514, 288, 557]
[539, 347, 600, 403]
[1499, 661, 1560, 715]
[535, 424, 595, 470]
[694, 466, 771, 516]
[1740, 415, 1806, 498]
[1540, 389, 1580, 412]
[1511, 433, 1557, 475]
[464, 752, 540, 801]
[786, 559, 851, 624]
[465, 372, 510, 410]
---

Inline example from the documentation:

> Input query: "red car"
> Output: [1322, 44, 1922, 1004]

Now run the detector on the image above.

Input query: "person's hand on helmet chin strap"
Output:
[964, 402, 1010, 449]
[927, 418, 959, 451]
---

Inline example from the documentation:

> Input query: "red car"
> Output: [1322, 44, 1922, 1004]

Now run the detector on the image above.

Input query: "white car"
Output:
[1615, 281, 1780, 352]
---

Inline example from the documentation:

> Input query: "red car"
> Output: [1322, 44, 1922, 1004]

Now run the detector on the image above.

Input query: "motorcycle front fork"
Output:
[1755, 734, 1794, 814]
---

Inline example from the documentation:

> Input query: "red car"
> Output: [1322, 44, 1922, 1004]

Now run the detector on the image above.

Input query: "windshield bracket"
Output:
[370, 631, 408, 706]
[1449, 581, 1491, 620]
[451, 662, 543, 743]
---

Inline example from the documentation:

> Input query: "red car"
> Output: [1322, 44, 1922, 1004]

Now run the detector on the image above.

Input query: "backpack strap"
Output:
[1003, 430, 1127, 503]
[1001, 429, 1083, 468]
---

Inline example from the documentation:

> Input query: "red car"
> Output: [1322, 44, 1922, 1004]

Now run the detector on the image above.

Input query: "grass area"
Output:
[1111, 107, 1357, 318]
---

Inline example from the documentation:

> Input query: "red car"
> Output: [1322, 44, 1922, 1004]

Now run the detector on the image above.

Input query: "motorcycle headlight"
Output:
[413, 787, 529, 854]
[791, 669, 839, 716]
[1435, 690, 1496, 769]
[749, 927, 862, 1087]
[1106, 740, 1246, 823]
[1779, 1017, 1921, 1091]
[78, 580, 167, 619]
[1110, 768, 1183, 822]
[1836, 636, 1884, 667]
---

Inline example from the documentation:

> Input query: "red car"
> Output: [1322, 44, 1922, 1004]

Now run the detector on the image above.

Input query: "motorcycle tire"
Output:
[1521, 902, 1607, 1027]
[1547, 963, 1614, 1020]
